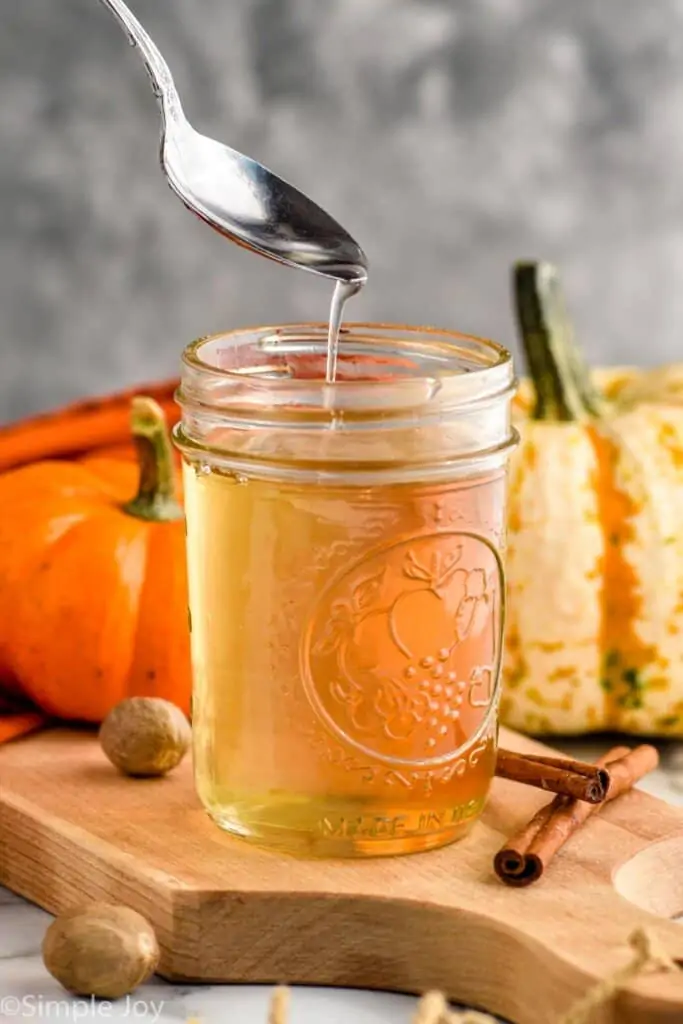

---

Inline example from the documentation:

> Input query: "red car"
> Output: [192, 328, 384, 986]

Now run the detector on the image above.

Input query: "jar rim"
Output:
[176, 322, 517, 481]
[182, 321, 512, 391]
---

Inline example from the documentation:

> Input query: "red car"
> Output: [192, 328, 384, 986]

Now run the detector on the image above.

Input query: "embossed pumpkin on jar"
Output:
[175, 324, 517, 857]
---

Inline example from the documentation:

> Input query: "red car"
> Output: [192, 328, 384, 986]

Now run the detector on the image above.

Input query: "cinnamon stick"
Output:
[494, 744, 659, 887]
[495, 748, 610, 804]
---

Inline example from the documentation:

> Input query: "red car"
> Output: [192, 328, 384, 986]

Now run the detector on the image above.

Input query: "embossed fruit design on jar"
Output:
[176, 324, 517, 856]
[305, 535, 501, 765]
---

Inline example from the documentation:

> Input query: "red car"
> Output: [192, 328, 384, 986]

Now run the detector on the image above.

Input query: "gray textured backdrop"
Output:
[3, 0, 683, 420]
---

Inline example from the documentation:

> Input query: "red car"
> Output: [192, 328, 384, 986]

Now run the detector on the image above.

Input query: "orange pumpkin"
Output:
[0, 397, 190, 722]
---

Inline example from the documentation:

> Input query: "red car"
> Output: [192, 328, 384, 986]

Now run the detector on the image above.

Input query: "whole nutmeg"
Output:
[99, 696, 191, 777]
[42, 903, 159, 999]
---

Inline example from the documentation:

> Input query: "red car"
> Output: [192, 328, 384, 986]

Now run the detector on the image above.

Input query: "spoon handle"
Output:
[97, 0, 185, 127]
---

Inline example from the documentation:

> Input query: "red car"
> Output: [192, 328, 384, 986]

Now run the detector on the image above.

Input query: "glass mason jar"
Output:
[174, 323, 517, 857]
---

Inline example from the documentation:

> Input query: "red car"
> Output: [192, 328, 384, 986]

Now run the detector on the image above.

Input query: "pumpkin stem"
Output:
[512, 261, 604, 421]
[123, 396, 183, 522]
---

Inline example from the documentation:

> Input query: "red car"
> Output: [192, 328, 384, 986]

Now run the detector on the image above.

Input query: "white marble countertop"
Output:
[2, 736, 682, 1024]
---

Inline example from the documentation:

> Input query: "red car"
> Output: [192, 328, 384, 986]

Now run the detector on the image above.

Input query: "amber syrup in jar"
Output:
[176, 324, 517, 856]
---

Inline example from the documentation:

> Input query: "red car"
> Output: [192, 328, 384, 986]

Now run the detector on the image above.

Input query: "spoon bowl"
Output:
[98, 0, 368, 284]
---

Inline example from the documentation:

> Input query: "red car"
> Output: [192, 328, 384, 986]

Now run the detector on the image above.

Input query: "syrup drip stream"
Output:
[325, 278, 364, 384]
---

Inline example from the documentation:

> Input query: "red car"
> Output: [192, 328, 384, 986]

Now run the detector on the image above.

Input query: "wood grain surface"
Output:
[1, 726, 683, 1024]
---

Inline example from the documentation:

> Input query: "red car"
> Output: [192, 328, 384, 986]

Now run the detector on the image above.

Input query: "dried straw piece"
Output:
[411, 991, 498, 1024]
[412, 991, 449, 1024]
[558, 927, 681, 1023]
[268, 985, 290, 1024]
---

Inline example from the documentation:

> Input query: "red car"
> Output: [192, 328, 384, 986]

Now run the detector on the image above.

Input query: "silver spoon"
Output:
[97, 0, 368, 285]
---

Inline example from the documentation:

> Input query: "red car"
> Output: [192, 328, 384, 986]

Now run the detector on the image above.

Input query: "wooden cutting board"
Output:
[1, 727, 683, 1024]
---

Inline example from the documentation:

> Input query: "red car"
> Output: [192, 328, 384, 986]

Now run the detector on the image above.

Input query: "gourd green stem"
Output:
[513, 261, 605, 422]
[123, 396, 183, 522]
